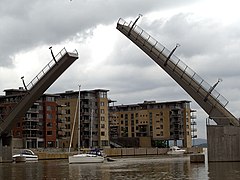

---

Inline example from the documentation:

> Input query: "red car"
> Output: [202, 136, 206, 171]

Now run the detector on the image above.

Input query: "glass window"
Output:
[47, 131, 52, 135]
[46, 97, 55, 102]
[47, 114, 53, 119]
[101, 109, 104, 114]
[47, 122, 52, 127]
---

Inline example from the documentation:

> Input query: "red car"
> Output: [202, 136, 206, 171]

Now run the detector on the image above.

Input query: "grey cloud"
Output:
[0, 0, 200, 67]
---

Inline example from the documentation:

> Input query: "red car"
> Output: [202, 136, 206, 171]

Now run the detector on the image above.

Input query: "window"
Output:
[101, 132, 105, 136]
[66, 116, 70, 122]
[99, 91, 107, 98]
[47, 106, 52, 111]
[66, 109, 70, 114]
[101, 140, 108, 146]
[47, 131, 52, 135]
[38, 114, 43, 119]
[131, 113, 134, 119]
[101, 109, 105, 114]
[47, 122, 52, 127]
[46, 97, 55, 102]
[47, 141, 54, 147]
[101, 116, 105, 121]
[100, 102, 104, 106]
[65, 102, 70, 106]
[47, 114, 53, 119]
[101, 124, 105, 128]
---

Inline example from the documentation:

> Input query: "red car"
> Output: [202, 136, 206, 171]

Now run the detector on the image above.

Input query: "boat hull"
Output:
[69, 154, 104, 164]
[13, 155, 38, 162]
[12, 149, 38, 162]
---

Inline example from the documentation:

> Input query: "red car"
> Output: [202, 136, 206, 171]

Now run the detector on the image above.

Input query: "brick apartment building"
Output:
[0, 89, 58, 148]
[0, 87, 196, 149]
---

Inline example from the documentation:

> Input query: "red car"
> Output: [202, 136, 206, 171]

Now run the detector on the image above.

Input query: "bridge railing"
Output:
[117, 18, 229, 107]
[26, 48, 76, 90]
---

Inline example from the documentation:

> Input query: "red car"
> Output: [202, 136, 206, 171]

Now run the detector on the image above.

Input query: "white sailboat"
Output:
[68, 85, 104, 164]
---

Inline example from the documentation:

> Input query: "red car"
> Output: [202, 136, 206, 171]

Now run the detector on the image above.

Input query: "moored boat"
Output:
[12, 149, 38, 162]
[69, 149, 104, 164]
[167, 146, 185, 155]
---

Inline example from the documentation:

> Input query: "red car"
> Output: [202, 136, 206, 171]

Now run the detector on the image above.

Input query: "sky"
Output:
[1, 0, 240, 139]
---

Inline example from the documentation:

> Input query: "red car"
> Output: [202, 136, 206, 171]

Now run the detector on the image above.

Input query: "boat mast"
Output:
[68, 91, 79, 153]
[90, 109, 93, 148]
[78, 85, 81, 153]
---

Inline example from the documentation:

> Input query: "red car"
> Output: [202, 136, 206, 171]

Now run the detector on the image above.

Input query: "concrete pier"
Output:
[0, 136, 13, 163]
[190, 154, 205, 163]
[207, 125, 240, 162]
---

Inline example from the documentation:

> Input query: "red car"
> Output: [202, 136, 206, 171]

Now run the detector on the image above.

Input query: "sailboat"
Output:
[68, 85, 104, 164]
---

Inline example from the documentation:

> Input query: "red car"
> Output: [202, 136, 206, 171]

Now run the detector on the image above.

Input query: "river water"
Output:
[1, 155, 240, 180]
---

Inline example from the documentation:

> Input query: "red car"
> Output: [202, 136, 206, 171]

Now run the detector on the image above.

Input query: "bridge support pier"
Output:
[207, 125, 240, 162]
[0, 136, 13, 163]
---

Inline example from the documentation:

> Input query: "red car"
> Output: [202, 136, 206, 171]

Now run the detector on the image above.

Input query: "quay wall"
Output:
[32, 147, 203, 160]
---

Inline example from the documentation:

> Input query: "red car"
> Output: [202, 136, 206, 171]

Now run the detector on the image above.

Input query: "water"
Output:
[1, 155, 240, 179]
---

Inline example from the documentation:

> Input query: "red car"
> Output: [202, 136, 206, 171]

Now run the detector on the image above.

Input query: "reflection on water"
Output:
[0, 155, 240, 179]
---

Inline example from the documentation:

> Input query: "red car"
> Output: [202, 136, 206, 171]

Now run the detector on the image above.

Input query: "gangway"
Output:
[116, 18, 239, 127]
[0, 48, 78, 136]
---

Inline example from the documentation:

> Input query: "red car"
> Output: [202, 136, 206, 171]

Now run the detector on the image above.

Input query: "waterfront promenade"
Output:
[16, 147, 203, 160]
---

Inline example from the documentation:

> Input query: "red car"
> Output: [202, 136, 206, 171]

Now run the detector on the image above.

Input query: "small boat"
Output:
[69, 149, 104, 164]
[167, 146, 185, 155]
[12, 149, 38, 162]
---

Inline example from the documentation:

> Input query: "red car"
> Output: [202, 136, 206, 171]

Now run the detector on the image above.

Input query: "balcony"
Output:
[191, 128, 197, 132]
[22, 125, 39, 130]
[23, 117, 39, 122]
[27, 108, 39, 113]
[191, 121, 197, 125]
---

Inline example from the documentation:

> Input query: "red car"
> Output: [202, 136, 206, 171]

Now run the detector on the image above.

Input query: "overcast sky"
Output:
[1, 0, 240, 139]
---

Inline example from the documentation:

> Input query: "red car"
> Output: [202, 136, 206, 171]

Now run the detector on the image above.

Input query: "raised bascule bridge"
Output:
[117, 17, 240, 162]
[0, 48, 78, 162]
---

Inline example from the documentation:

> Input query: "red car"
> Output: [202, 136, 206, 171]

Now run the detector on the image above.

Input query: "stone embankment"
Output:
[31, 147, 203, 160]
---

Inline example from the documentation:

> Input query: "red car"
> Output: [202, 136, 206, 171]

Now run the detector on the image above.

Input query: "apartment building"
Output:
[56, 89, 109, 149]
[0, 88, 58, 148]
[109, 100, 194, 148]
